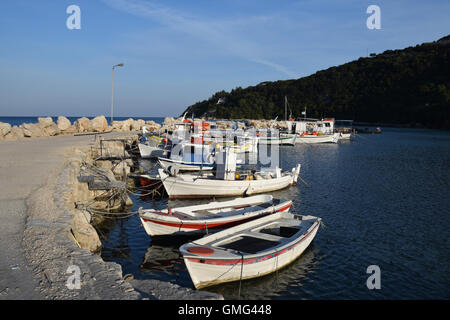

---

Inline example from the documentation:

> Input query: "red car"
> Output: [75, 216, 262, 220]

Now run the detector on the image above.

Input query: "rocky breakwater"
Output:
[0, 116, 162, 141]
[159, 117, 288, 131]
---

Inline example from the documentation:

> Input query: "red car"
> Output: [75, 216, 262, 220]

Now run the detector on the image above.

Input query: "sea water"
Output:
[95, 127, 450, 299]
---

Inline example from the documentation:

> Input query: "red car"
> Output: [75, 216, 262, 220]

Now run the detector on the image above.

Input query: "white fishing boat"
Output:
[138, 142, 167, 158]
[179, 211, 321, 289]
[138, 195, 292, 236]
[158, 157, 216, 171]
[337, 132, 352, 140]
[334, 120, 354, 141]
[158, 141, 246, 172]
[138, 128, 169, 158]
[158, 141, 216, 171]
[214, 137, 258, 154]
[286, 116, 339, 144]
[258, 131, 296, 146]
[158, 162, 301, 199]
[295, 132, 339, 144]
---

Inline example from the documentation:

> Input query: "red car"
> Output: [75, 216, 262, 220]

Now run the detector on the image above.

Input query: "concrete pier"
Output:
[0, 133, 223, 300]
[0, 133, 134, 299]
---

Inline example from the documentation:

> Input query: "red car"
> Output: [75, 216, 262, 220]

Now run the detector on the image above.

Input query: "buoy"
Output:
[187, 247, 215, 255]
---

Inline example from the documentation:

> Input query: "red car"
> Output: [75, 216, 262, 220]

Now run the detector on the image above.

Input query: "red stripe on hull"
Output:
[142, 203, 291, 230]
[186, 220, 319, 266]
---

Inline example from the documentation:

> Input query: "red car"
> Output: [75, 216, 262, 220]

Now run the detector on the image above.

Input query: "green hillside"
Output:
[183, 35, 450, 129]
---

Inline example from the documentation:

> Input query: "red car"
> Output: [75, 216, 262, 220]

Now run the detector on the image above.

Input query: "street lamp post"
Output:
[111, 63, 124, 125]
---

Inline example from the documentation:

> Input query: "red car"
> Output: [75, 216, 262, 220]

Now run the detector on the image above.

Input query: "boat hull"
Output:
[158, 157, 216, 171]
[258, 135, 296, 146]
[159, 165, 300, 199]
[138, 143, 165, 158]
[295, 133, 338, 144]
[182, 217, 321, 289]
[338, 132, 352, 140]
[139, 201, 292, 236]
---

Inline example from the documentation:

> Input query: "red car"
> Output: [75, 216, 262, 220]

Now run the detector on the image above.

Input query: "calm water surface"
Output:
[97, 128, 450, 299]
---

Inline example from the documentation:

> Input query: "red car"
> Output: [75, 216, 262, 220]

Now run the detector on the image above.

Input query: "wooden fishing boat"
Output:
[138, 195, 292, 236]
[158, 157, 216, 171]
[337, 132, 352, 140]
[295, 132, 339, 144]
[138, 142, 166, 158]
[179, 211, 321, 289]
[138, 133, 169, 158]
[158, 163, 301, 199]
[258, 133, 296, 146]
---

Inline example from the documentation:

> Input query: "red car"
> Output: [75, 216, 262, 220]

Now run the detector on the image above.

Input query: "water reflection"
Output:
[140, 244, 185, 274]
[205, 245, 321, 300]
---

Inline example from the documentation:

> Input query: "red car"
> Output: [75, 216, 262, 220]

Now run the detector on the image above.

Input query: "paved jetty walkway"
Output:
[0, 133, 115, 299]
[0, 133, 224, 300]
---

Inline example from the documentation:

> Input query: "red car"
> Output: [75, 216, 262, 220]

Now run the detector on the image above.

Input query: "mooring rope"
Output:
[298, 175, 310, 188]
[85, 207, 140, 219]
[238, 251, 244, 299]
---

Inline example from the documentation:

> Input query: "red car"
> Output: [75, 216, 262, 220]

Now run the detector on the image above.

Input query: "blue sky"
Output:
[0, 0, 449, 117]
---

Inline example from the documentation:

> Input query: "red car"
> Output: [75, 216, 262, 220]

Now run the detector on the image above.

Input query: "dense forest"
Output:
[183, 35, 450, 129]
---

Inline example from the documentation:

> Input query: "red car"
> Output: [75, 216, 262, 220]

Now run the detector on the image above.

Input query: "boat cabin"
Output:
[286, 118, 335, 135]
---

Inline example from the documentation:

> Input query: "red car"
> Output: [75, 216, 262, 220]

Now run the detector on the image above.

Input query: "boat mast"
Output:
[200, 120, 204, 174]
[285, 96, 287, 121]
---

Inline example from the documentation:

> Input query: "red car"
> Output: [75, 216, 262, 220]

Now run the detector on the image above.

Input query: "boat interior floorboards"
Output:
[218, 236, 280, 254]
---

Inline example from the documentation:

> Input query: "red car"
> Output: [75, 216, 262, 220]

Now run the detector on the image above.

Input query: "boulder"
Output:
[4, 126, 25, 140]
[12, 126, 25, 139]
[0, 122, 11, 137]
[276, 121, 288, 129]
[112, 160, 131, 177]
[74, 117, 92, 133]
[94, 160, 113, 171]
[144, 120, 161, 131]
[57, 116, 71, 131]
[38, 117, 54, 128]
[63, 125, 77, 134]
[43, 123, 60, 136]
[132, 119, 146, 131]
[20, 123, 45, 138]
[91, 115, 109, 132]
[111, 121, 124, 132]
[163, 117, 175, 126]
[95, 140, 130, 158]
[122, 118, 134, 131]
[71, 211, 102, 253]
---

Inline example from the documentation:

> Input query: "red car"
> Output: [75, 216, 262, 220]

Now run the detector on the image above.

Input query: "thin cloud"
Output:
[102, 0, 298, 78]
